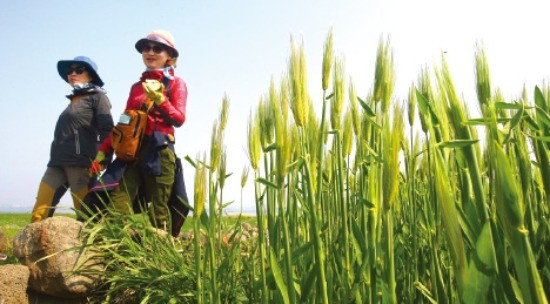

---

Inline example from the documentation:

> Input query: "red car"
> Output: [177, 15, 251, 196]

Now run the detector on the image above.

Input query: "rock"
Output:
[0, 264, 30, 304]
[242, 222, 252, 232]
[27, 289, 88, 304]
[12, 216, 100, 298]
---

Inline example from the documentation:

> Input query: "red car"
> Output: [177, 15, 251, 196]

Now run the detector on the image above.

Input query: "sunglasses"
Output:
[67, 66, 87, 75]
[141, 44, 166, 54]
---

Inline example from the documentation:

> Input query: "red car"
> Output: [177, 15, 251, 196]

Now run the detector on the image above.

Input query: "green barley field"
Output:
[0, 213, 35, 237]
[3, 30, 549, 303]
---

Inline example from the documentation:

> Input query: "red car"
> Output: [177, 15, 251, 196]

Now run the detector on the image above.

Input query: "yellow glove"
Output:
[89, 151, 107, 175]
[142, 79, 166, 105]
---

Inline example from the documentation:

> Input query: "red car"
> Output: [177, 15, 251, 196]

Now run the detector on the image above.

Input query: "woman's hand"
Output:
[142, 79, 166, 105]
[89, 151, 107, 176]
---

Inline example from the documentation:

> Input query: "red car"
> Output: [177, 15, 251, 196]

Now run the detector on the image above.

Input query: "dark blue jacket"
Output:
[49, 87, 114, 167]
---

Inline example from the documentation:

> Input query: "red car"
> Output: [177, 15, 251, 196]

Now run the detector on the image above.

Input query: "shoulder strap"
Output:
[162, 77, 173, 100]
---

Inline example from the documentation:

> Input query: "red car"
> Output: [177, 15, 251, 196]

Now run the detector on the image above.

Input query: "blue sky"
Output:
[2, 0, 550, 213]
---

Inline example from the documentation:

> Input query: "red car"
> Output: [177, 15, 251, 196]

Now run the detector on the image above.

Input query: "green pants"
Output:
[109, 143, 176, 230]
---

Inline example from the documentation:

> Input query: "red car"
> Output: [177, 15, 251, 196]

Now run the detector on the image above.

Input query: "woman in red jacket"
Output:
[93, 30, 188, 229]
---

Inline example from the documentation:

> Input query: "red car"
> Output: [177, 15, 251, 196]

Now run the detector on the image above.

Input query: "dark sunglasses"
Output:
[141, 44, 166, 54]
[67, 66, 87, 75]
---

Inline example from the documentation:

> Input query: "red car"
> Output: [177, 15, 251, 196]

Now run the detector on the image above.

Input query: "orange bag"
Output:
[110, 109, 148, 162]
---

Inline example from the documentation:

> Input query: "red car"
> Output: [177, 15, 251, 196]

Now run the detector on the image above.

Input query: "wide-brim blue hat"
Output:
[57, 56, 104, 87]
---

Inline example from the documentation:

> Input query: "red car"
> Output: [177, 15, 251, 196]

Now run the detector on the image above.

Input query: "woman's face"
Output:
[67, 64, 93, 86]
[141, 42, 172, 69]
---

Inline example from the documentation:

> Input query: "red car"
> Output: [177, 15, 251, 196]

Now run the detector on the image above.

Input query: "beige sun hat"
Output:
[135, 30, 179, 57]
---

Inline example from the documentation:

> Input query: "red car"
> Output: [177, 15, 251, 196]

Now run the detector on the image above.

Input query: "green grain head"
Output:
[220, 93, 230, 131]
[407, 83, 417, 128]
[194, 153, 207, 217]
[210, 121, 221, 171]
[247, 110, 262, 170]
[475, 43, 492, 111]
[417, 67, 433, 133]
[241, 165, 249, 189]
[322, 27, 334, 91]
[219, 147, 227, 189]
[269, 77, 282, 123]
[272, 88, 291, 183]
[373, 36, 395, 113]
[382, 106, 404, 210]
[258, 97, 275, 148]
[342, 109, 354, 157]
[330, 56, 345, 130]
[348, 79, 361, 136]
[280, 75, 290, 123]
[289, 37, 309, 127]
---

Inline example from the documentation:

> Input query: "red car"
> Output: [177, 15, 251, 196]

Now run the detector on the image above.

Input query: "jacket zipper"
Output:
[75, 128, 81, 155]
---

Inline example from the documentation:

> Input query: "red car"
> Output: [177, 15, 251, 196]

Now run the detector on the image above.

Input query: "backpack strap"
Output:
[162, 77, 172, 100]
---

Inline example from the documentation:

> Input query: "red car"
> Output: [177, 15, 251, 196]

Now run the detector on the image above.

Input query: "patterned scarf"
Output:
[67, 83, 105, 99]
[140, 66, 175, 82]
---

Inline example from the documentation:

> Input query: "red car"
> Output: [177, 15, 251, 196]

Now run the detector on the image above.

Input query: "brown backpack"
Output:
[110, 106, 150, 162]
[111, 80, 172, 162]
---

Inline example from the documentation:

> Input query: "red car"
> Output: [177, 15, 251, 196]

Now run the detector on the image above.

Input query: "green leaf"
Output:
[438, 139, 479, 149]
[523, 112, 540, 131]
[495, 101, 526, 110]
[264, 142, 277, 153]
[416, 89, 440, 125]
[184, 155, 197, 168]
[350, 221, 365, 260]
[300, 267, 317, 302]
[534, 86, 546, 110]
[462, 222, 496, 303]
[535, 106, 550, 128]
[357, 97, 376, 116]
[363, 114, 382, 129]
[200, 211, 210, 227]
[256, 177, 280, 190]
[357, 196, 375, 208]
[493, 142, 523, 228]
[509, 106, 524, 130]
[269, 248, 290, 304]
[466, 118, 490, 126]
[414, 282, 438, 304]
[466, 117, 510, 125]
[221, 201, 235, 209]
[291, 242, 313, 263]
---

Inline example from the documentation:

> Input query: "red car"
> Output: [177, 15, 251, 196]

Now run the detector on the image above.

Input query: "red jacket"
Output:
[99, 74, 187, 155]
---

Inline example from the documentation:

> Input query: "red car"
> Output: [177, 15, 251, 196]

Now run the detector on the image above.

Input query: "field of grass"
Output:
[0, 212, 254, 237]
[0, 213, 34, 237]
[2, 30, 549, 303]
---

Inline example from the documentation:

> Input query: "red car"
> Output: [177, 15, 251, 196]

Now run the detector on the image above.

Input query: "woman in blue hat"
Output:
[31, 56, 114, 222]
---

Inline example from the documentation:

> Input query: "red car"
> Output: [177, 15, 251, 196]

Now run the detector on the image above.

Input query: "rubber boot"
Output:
[48, 184, 68, 217]
[31, 182, 56, 223]
[71, 187, 88, 215]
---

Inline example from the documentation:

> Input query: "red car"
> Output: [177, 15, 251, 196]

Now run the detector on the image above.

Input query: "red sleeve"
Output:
[156, 77, 187, 127]
[98, 135, 113, 155]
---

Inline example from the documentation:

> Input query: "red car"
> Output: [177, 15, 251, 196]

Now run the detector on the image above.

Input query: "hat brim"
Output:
[135, 38, 179, 58]
[57, 60, 104, 87]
